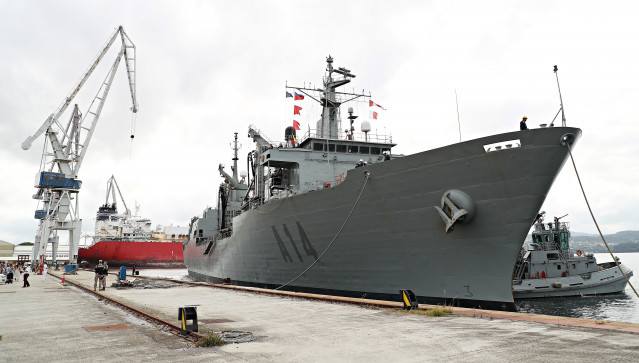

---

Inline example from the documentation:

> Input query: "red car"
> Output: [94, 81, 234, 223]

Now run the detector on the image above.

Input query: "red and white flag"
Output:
[369, 100, 385, 110]
[294, 105, 302, 115]
[293, 120, 300, 130]
[369, 111, 378, 120]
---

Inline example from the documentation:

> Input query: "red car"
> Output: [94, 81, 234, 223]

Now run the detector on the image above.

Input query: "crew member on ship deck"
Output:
[520, 116, 528, 130]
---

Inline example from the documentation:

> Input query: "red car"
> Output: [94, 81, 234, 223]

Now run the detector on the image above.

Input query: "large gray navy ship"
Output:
[183, 56, 582, 311]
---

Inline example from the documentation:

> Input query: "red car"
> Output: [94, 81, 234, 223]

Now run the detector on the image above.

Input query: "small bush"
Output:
[196, 333, 227, 347]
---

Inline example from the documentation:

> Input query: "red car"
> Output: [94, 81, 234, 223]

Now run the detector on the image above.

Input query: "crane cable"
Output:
[275, 171, 371, 290]
[566, 142, 639, 299]
[129, 112, 137, 159]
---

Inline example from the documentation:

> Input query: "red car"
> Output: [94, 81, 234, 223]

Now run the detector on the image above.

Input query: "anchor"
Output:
[434, 190, 475, 233]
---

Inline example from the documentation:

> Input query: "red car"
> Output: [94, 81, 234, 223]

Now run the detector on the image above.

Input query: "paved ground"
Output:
[1, 270, 638, 362]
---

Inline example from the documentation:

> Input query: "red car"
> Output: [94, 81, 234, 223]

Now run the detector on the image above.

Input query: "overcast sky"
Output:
[1, 0, 638, 245]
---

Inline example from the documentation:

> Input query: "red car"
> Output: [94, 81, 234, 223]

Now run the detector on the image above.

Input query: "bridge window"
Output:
[313, 143, 324, 151]
[348, 146, 358, 153]
[336, 144, 347, 153]
[547, 253, 559, 260]
[371, 147, 381, 155]
[360, 146, 370, 154]
[328, 144, 335, 152]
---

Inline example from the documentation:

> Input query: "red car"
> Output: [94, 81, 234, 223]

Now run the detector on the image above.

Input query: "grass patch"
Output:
[426, 307, 452, 317]
[393, 307, 452, 317]
[196, 333, 227, 347]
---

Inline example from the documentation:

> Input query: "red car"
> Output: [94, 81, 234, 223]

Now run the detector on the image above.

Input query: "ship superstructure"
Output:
[93, 176, 151, 242]
[184, 56, 582, 310]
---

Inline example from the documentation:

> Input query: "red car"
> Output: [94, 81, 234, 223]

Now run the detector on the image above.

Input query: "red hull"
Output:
[78, 240, 184, 268]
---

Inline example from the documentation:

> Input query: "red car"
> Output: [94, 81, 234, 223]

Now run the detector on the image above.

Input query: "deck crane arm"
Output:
[105, 175, 130, 215]
[219, 164, 248, 190]
[248, 125, 271, 148]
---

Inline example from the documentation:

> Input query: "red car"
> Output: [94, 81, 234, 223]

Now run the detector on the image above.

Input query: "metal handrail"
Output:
[296, 129, 393, 145]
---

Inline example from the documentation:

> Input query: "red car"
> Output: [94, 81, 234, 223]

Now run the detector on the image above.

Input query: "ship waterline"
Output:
[185, 126, 581, 311]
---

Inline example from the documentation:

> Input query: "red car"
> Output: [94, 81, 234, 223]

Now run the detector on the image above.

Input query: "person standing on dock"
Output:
[42, 263, 48, 282]
[100, 261, 109, 291]
[23, 264, 30, 288]
[94, 260, 104, 291]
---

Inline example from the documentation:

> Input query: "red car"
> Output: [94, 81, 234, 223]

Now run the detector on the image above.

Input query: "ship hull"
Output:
[79, 240, 184, 268]
[185, 127, 581, 311]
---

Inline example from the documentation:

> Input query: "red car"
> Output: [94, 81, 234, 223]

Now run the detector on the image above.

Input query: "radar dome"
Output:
[240, 171, 247, 178]
[361, 120, 371, 132]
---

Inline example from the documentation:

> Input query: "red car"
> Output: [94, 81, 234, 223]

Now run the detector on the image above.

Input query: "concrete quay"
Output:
[1, 270, 638, 362]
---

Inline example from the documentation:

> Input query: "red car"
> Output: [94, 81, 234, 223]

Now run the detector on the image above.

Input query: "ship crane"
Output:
[22, 26, 138, 267]
[104, 175, 131, 216]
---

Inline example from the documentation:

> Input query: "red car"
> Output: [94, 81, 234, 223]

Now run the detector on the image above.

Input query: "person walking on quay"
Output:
[4, 265, 13, 284]
[94, 260, 105, 291]
[14, 264, 20, 282]
[42, 263, 48, 282]
[23, 264, 31, 288]
[100, 261, 109, 291]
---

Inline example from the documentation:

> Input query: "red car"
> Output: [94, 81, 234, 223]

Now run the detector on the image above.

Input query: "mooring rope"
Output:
[566, 142, 639, 299]
[275, 171, 371, 290]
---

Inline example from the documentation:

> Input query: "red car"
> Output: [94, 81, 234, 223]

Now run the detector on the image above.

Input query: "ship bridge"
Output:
[259, 130, 395, 197]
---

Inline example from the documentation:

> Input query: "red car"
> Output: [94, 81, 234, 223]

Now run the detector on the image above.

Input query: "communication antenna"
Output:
[455, 89, 462, 142]
[230, 132, 242, 180]
[553, 65, 567, 127]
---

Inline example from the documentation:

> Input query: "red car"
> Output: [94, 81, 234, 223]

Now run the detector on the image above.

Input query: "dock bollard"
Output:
[400, 290, 418, 310]
[178, 306, 198, 334]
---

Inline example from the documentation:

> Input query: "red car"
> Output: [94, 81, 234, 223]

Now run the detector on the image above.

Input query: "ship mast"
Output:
[232, 132, 239, 180]
[287, 56, 368, 140]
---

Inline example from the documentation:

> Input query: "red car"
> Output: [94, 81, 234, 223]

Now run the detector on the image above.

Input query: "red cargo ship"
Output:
[78, 176, 185, 267]
[78, 240, 184, 268]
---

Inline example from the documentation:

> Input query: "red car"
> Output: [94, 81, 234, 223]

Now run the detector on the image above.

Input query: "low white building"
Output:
[0, 240, 15, 262]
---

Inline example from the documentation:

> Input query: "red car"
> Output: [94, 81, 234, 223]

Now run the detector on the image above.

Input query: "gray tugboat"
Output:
[513, 213, 633, 298]
[184, 56, 582, 311]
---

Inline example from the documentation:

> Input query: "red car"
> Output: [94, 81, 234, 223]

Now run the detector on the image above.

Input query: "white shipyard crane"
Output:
[22, 26, 138, 267]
